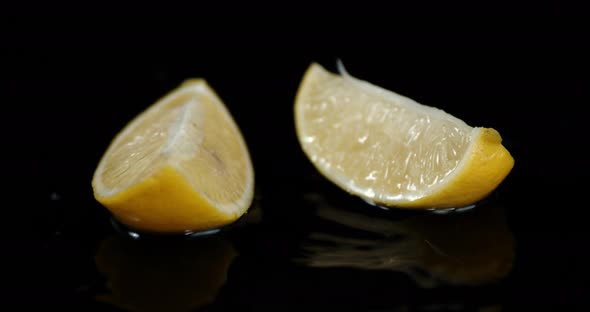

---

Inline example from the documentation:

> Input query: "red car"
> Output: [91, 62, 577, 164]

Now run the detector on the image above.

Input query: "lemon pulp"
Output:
[295, 63, 514, 209]
[92, 80, 254, 233]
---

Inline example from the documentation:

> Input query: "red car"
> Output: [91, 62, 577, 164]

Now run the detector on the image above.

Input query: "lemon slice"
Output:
[294, 63, 514, 209]
[92, 79, 254, 233]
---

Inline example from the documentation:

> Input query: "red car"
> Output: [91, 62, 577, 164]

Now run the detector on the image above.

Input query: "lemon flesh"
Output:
[295, 63, 514, 209]
[92, 80, 254, 233]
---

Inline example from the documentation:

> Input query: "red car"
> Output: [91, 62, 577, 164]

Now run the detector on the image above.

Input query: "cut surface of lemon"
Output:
[92, 79, 254, 233]
[294, 63, 514, 209]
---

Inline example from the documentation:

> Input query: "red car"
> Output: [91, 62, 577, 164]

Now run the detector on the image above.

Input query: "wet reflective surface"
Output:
[8, 23, 589, 311]
[298, 193, 515, 288]
[95, 234, 236, 312]
[23, 178, 521, 311]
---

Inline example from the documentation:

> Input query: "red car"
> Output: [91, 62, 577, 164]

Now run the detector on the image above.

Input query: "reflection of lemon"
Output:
[299, 193, 515, 287]
[95, 235, 237, 312]
[295, 63, 514, 209]
[92, 79, 254, 234]
[401, 203, 515, 285]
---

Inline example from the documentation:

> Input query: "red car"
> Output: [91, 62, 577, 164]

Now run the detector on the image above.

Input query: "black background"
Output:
[3, 10, 590, 311]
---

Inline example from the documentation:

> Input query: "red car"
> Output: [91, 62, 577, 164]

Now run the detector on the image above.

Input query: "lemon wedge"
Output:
[92, 79, 254, 233]
[294, 63, 514, 209]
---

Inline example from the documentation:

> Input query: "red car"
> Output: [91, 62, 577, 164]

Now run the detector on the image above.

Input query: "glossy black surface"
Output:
[4, 15, 589, 311]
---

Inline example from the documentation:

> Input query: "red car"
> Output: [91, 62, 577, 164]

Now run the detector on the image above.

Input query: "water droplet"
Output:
[358, 134, 368, 144]
[183, 228, 221, 238]
[365, 170, 378, 181]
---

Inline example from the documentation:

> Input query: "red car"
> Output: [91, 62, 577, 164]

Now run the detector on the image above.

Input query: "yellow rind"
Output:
[379, 128, 514, 208]
[94, 165, 238, 234]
